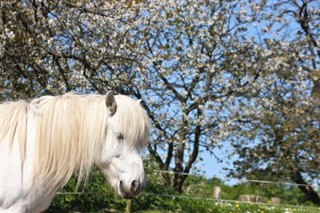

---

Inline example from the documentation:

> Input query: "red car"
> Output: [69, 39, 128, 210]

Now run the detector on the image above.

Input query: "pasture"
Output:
[46, 167, 320, 213]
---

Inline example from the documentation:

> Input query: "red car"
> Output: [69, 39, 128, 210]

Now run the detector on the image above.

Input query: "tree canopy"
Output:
[1, 0, 319, 205]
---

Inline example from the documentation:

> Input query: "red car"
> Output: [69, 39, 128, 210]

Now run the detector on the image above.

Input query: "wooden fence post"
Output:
[125, 199, 132, 213]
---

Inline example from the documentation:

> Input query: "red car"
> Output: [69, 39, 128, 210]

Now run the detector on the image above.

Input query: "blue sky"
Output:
[197, 144, 240, 185]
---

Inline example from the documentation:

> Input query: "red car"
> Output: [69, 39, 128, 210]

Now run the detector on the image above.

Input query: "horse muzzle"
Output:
[118, 177, 146, 199]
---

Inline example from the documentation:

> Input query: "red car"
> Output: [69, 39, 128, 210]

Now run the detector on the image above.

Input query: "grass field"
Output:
[137, 204, 320, 213]
[132, 198, 320, 213]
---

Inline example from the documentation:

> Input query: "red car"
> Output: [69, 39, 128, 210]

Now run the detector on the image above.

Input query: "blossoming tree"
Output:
[1, 0, 319, 203]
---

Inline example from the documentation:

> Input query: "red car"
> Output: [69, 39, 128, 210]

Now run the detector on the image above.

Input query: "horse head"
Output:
[96, 91, 150, 199]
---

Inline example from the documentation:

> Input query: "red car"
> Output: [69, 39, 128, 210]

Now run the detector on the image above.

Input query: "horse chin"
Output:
[118, 190, 140, 199]
[115, 183, 131, 199]
[119, 192, 135, 200]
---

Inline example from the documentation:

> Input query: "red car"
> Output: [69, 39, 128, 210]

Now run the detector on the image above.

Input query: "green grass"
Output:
[132, 196, 320, 213]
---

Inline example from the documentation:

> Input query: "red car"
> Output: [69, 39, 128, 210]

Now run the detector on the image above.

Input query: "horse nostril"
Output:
[131, 180, 139, 192]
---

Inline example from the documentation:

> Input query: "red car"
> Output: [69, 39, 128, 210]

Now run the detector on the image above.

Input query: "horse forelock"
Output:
[112, 95, 150, 148]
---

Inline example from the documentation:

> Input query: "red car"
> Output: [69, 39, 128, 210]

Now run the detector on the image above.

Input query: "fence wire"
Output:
[55, 169, 320, 210]
[153, 169, 319, 188]
[56, 191, 319, 210]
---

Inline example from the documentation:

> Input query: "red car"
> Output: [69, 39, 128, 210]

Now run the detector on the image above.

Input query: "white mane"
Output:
[0, 93, 150, 190]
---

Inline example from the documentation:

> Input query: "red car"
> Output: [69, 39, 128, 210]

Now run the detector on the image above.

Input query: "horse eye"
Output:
[116, 133, 124, 141]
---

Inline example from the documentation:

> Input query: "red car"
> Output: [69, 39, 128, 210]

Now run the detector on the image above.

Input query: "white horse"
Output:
[0, 91, 150, 213]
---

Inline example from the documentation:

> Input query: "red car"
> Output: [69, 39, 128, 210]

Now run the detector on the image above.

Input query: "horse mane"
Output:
[0, 93, 150, 191]
[0, 100, 29, 165]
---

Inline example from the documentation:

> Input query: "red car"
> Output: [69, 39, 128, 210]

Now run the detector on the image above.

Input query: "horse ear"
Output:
[137, 99, 142, 105]
[106, 91, 117, 116]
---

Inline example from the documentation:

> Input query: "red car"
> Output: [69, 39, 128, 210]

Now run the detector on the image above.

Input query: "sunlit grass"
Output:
[212, 201, 319, 213]
[137, 200, 320, 213]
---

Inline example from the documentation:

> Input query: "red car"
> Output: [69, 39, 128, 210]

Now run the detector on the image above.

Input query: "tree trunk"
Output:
[161, 169, 171, 189]
[173, 140, 185, 193]
[173, 110, 202, 193]
[291, 171, 320, 206]
[173, 173, 187, 193]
